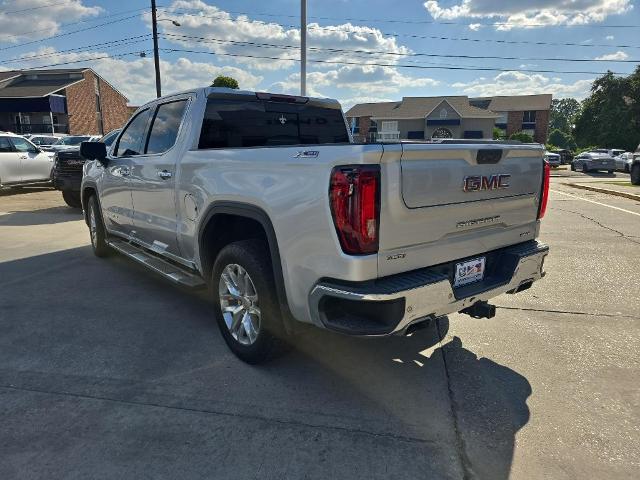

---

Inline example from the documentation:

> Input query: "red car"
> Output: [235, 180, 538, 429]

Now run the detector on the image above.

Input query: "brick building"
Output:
[0, 68, 130, 135]
[346, 93, 552, 144]
[469, 94, 552, 144]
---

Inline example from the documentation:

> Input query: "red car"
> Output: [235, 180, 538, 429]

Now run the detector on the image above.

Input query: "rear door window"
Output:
[145, 100, 188, 154]
[199, 98, 349, 149]
[115, 109, 151, 157]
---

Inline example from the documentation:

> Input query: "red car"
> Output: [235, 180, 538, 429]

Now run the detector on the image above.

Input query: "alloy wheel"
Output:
[218, 264, 261, 345]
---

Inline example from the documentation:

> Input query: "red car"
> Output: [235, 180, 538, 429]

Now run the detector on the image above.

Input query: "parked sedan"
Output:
[614, 152, 634, 173]
[544, 151, 561, 167]
[571, 152, 616, 173]
[0, 134, 53, 187]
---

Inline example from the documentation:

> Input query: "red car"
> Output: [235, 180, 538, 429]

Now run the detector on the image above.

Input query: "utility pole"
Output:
[300, 0, 307, 96]
[151, 0, 161, 98]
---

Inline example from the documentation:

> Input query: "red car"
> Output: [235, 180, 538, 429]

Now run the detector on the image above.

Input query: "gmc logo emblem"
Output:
[463, 174, 511, 192]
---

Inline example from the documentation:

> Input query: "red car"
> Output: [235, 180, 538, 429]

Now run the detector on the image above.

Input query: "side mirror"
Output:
[80, 141, 107, 164]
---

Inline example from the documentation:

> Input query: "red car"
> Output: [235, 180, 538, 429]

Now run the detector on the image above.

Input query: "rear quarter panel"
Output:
[178, 144, 384, 324]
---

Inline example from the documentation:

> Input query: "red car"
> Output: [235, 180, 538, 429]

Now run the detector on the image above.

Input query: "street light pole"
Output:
[301, 0, 307, 96]
[151, 0, 162, 98]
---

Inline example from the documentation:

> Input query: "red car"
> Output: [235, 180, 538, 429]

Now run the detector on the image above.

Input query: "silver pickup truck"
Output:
[79, 88, 549, 363]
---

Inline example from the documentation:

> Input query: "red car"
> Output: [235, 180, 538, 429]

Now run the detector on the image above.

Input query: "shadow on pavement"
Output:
[0, 186, 53, 197]
[0, 206, 82, 226]
[0, 247, 531, 479]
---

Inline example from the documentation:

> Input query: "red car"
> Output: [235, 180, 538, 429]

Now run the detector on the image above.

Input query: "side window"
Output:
[10, 137, 37, 153]
[115, 109, 151, 157]
[0, 137, 13, 152]
[145, 100, 188, 154]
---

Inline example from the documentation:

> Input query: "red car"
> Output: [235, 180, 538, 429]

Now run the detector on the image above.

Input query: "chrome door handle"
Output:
[19, 155, 28, 159]
[157, 170, 172, 179]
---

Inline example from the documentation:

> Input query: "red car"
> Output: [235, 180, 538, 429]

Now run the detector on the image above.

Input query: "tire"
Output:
[631, 164, 640, 186]
[624, 165, 630, 173]
[87, 195, 111, 257]
[62, 190, 82, 208]
[570, 163, 576, 171]
[581, 163, 589, 173]
[608, 170, 614, 174]
[211, 240, 290, 364]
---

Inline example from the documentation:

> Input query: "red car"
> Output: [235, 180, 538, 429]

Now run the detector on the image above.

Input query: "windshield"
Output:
[100, 130, 120, 146]
[54, 136, 90, 146]
[30, 137, 56, 145]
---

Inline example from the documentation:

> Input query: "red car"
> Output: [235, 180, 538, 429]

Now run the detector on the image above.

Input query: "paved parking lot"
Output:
[1, 176, 638, 480]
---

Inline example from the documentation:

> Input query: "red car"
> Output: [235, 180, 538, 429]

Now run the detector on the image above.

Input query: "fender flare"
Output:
[197, 201, 295, 333]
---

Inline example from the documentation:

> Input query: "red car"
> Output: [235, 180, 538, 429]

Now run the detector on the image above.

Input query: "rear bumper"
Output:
[309, 240, 548, 336]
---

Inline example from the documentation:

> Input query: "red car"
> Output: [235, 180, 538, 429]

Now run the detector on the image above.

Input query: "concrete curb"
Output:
[566, 183, 640, 202]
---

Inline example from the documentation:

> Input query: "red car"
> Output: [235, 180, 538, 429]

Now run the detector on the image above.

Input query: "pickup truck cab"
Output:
[80, 88, 549, 363]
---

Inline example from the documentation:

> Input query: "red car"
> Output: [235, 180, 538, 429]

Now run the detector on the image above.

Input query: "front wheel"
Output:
[581, 163, 589, 173]
[631, 164, 640, 185]
[608, 170, 614, 174]
[570, 163, 576, 171]
[211, 240, 290, 364]
[62, 190, 82, 208]
[87, 195, 110, 257]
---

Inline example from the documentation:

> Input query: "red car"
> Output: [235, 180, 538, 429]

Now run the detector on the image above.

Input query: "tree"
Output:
[550, 98, 580, 133]
[508, 131, 534, 143]
[574, 67, 640, 151]
[492, 127, 505, 140]
[211, 75, 239, 89]
[548, 128, 577, 151]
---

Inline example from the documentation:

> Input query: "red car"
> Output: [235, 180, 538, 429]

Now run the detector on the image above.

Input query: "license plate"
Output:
[454, 257, 486, 287]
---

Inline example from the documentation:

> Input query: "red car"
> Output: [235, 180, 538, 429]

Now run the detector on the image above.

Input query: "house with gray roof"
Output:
[346, 94, 552, 144]
[0, 68, 130, 135]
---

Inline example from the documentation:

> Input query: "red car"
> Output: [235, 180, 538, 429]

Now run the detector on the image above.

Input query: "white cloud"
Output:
[152, 1, 410, 70]
[10, 47, 263, 105]
[0, 0, 101, 43]
[270, 65, 439, 97]
[595, 50, 628, 60]
[451, 71, 593, 99]
[424, 0, 633, 30]
[468, 23, 483, 31]
[606, 35, 615, 40]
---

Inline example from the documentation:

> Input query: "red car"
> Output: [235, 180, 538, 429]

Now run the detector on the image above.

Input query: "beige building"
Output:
[346, 96, 498, 143]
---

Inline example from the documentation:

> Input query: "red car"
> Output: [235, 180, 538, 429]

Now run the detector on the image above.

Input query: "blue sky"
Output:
[1, 0, 638, 107]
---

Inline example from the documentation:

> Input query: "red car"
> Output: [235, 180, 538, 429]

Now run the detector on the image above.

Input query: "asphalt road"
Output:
[0, 177, 638, 480]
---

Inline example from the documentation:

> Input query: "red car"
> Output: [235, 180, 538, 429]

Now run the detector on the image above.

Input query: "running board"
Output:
[107, 239, 206, 289]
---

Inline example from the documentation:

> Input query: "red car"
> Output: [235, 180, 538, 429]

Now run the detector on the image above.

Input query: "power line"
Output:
[162, 32, 640, 64]
[167, 7, 640, 29]
[162, 10, 640, 50]
[160, 47, 626, 75]
[2, 1, 71, 15]
[0, 13, 142, 52]
[0, 35, 152, 64]
[15, 50, 151, 71]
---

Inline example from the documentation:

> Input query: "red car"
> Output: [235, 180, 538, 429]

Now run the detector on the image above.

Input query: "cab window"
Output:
[115, 109, 151, 157]
[10, 137, 38, 153]
[146, 100, 188, 154]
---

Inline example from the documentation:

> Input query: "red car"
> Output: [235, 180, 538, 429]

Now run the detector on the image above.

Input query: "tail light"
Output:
[538, 160, 550, 219]
[329, 165, 380, 255]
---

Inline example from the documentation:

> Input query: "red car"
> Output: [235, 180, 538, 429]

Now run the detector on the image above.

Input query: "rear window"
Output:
[198, 98, 349, 149]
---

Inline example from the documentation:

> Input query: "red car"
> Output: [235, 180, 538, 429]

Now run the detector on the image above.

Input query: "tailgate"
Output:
[378, 142, 544, 277]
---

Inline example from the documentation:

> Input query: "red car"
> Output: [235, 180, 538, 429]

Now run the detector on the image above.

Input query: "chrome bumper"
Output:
[309, 241, 548, 336]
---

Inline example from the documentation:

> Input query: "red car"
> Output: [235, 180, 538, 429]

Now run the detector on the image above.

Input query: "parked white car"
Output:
[614, 152, 634, 173]
[28, 135, 59, 149]
[592, 148, 625, 158]
[0, 134, 53, 187]
[544, 151, 561, 167]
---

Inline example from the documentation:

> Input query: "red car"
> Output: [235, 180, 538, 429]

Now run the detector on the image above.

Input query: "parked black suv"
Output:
[53, 129, 120, 208]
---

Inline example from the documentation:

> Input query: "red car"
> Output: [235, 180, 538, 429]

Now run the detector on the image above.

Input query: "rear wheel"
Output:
[62, 190, 81, 208]
[570, 163, 576, 171]
[631, 164, 640, 185]
[581, 163, 589, 173]
[87, 195, 110, 257]
[211, 240, 290, 364]
[608, 170, 614, 174]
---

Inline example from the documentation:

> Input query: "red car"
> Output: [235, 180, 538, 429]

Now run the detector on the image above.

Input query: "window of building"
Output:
[380, 121, 398, 132]
[115, 108, 151, 157]
[432, 127, 453, 139]
[369, 119, 378, 132]
[349, 117, 360, 133]
[439, 108, 448, 119]
[495, 112, 508, 124]
[523, 111, 536, 123]
[146, 100, 188, 154]
[198, 99, 349, 149]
